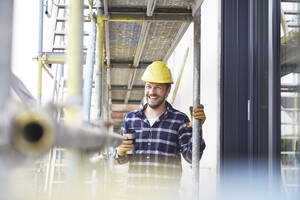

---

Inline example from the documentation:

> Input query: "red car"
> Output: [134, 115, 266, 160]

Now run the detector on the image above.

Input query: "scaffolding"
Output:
[1, 0, 205, 199]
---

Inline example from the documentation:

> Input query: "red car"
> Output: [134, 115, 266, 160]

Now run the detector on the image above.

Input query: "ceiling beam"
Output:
[281, 0, 300, 2]
[147, 0, 157, 16]
[109, 61, 150, 69]
[123, 3, 155, 104]
[281, 84, 300, 93]
[106, 13, 192, 22]
[110, 85, 145, 91]
[39, 52, 87, 64]
[192, 0, 204, 17]
[108, 7, 191, 14]
[112, 99, 141, 104]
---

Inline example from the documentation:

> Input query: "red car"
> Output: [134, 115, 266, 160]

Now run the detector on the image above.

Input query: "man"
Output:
[115, 61, 206, 200]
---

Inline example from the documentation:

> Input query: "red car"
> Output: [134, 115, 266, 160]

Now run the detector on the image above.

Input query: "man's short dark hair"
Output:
[166, 83, 171, 89]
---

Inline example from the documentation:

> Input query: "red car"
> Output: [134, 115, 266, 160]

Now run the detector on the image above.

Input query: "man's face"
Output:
[145, 82, 171, 109]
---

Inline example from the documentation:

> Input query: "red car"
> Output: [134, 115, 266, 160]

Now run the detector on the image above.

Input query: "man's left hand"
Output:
[188, 104, 206, 130]
[193, 104, 206, 130]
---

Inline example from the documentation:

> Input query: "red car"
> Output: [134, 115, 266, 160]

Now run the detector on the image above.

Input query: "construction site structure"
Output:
[1, 0, 300, 200]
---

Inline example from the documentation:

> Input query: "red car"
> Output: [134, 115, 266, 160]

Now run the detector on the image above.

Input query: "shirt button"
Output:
[148, 142, 151, 145]
[146, 156, 150, 159]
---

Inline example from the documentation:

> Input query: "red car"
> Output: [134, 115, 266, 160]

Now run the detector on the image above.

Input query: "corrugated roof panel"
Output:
[141, 21, 182, 62]
[129, 90, 144, 101]
[109, 0, 193, 8]
[111, 90, 127, 100]
[110, 68, 134, 86]
[110, 68, 146, 84]
[109, 22, 142, 62]
[109, 0, 147, 8]
[156, 0, 193, 8]
[132, 69, 146, 85]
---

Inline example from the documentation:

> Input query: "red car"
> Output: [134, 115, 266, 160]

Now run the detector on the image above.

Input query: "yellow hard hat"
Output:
[141, 61, 173, 84]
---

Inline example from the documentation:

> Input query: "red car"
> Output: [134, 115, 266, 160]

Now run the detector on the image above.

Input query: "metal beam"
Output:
[287, 23, 300, 28]
[281, 84, 300, 93]
[123, 1, 157, 104]
[83, 14, 97, 121]
[112, 99, 141, 104]
[0, 0, 13, 110]
[109, 62, 149, 69]
[103, 0, 113, 122]
[110, 85, 145, 91]
[124, 22, 151, 104]
[192, 0, 204, 17]
[103, 0, 111, 66]
[65, 0, 83, 124]
[281, 8, 288, 37]
[281, 0, 300, 2]
[192, 15, 201, 200]
[133, 23, 151, 67]
[10, 73, 36, 107]
[106, 13, 192, 22]
[109, 7, 191, 14]
[284, 10, 300, 15]
[37, 0, 44, 104]
[39, 52, 87, 64]
[147, 0, 157, 16]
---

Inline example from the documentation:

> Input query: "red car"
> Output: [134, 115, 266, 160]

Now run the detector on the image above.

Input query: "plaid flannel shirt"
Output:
[116, 101, 205, 195]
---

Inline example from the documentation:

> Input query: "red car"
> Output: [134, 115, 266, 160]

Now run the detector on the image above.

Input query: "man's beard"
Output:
[147, 96, 165, 109]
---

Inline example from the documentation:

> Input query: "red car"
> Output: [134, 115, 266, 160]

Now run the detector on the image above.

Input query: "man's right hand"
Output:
[117, 136, 134, 156]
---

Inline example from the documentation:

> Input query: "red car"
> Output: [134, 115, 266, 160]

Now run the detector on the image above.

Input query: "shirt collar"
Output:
[136, 101, 173, 118]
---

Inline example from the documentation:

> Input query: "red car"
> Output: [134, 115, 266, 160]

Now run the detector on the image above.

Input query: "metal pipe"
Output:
[51, 65, 59, 103]
[11, 109, 56, 157]
[37, 0, 44, 104]
[0, 0, 13, 109]
[64, 1, 84, 196]
[65, 0, 84, 124]
[45, 0, 49, 15]
[193, 0, 205, 17]
[94, 24, 103, 120]
[83, 14, 97, 121]
[0, 102, 122, 159]
[10, 73, 36, 107]
[192, 15, 201, 200]
[104, 0, 111, 65]
[124, 22, 151, 104]
[65, 1, 84, 197]
[109, 62, 149, 69]
[104, 24, 111, 63]
[100, 18, 105, 118]
[56, 123, 122, 150]
[147, 0, 157, 16]
[280, 8, 288, 37]
[105, 13, 192, 22]
[94, 0, 104, 120]
[104, 0, 112, 119]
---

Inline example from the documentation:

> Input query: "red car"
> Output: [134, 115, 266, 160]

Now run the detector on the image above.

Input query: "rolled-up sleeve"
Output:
[178, 116, 206, 164]
[114, 115, 130, 164]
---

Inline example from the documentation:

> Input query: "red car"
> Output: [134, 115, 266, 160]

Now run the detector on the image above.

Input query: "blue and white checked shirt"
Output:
[117, 101, 205, 195]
